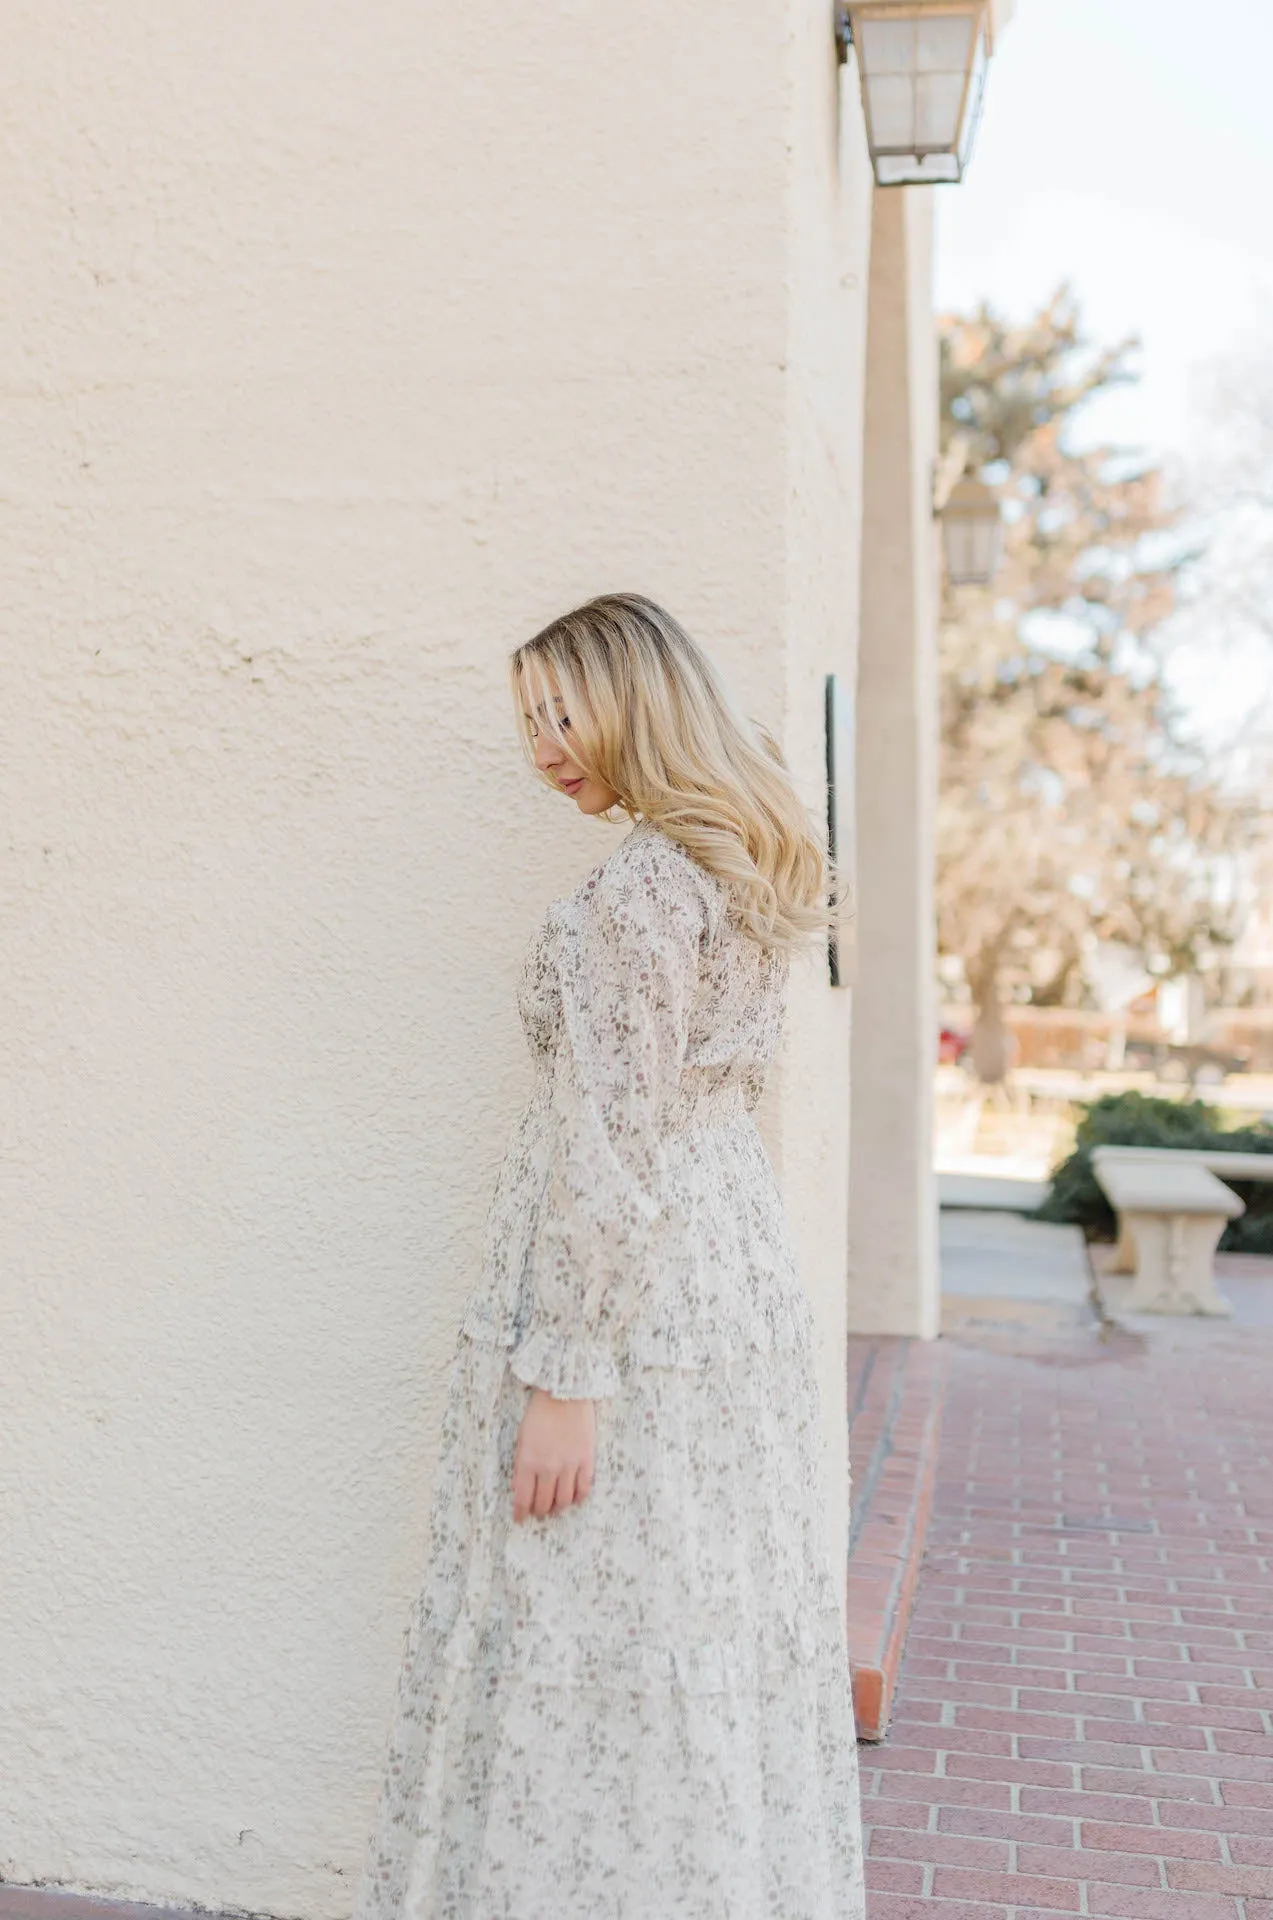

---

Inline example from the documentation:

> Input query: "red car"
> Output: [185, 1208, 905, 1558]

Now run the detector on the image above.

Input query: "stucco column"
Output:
[848, 186, 940, 1340]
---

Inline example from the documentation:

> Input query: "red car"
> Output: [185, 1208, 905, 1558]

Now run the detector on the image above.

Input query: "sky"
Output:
[934, 0, 1273, 746]
[935, 0, 1273, 461]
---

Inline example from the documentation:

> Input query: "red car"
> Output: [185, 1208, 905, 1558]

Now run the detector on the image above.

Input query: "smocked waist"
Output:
[525, 1066, 755, 1138]
[664, 1080, 753, 1135]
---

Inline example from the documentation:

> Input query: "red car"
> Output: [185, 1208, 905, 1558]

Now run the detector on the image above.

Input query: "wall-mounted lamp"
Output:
[938, 472, 1003, 587]
[836, 0, 996, 187]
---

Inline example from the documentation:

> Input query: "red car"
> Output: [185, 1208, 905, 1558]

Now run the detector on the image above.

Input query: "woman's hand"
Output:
[512, 1388, 596, 1523]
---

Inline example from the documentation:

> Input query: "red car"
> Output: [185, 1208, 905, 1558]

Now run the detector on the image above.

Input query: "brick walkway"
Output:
[860, 1260, 1273, 1919]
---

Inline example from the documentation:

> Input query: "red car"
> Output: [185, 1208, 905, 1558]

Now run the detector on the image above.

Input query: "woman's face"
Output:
[524, 678, 620, 816]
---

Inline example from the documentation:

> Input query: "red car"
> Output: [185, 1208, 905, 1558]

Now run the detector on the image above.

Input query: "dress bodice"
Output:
[516, 819, 788, 1116]
[460, 819, 810, 1395]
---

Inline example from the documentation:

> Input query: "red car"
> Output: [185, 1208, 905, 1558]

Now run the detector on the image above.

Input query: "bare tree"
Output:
[938, 289, 1253, 1083]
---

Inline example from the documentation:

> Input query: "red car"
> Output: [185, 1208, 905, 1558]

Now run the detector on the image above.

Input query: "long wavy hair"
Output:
[510, 593, 840, 952]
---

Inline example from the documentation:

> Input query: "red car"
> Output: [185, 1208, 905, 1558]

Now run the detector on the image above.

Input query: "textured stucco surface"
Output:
[849, 186, 941, 1338]
[770, 31, 875, 1613]
[1, 3, 872, 1912]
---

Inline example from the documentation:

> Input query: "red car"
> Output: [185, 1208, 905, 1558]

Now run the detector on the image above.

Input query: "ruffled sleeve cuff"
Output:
[507, 1323, 621, 1400]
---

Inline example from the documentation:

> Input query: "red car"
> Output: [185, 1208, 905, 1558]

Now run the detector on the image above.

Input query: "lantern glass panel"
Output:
[942, 519, 971, 583]
[957, 29, 988, 165]
[916, 11, 977, 69]
[858, 16, 918, 73]
[865, 73, 916, 147]
[916, 70, 967, 147]
[942, 510, 1002, 587]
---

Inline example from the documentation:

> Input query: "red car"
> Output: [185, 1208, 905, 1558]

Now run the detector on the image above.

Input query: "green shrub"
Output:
[1034, 1090, 1273, 1253]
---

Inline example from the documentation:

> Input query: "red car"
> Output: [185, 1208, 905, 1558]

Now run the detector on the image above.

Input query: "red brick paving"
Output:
[861, 1266, 1273, 1919]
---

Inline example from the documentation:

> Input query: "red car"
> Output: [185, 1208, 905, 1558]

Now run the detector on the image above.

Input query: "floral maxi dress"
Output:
[353, 818, 866, 1920]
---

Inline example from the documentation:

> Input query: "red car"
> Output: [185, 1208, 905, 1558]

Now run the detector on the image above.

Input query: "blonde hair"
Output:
[510, 593, 838, 952]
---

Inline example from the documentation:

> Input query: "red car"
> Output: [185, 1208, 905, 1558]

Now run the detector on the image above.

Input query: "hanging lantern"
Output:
[940, 473, 1002, 586]
[836, 1, 996, 187]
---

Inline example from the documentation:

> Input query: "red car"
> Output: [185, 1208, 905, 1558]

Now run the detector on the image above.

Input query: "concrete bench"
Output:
[1096, 1145, 1273, 1183]
[1092, 1147, 1246, 1317]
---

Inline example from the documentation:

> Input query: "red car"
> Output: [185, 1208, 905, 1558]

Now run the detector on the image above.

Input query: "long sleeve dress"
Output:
[353, 817, 866, 1920]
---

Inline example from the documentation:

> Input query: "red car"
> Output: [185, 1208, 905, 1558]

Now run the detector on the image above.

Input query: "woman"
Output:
[354, 594, 865, 1919]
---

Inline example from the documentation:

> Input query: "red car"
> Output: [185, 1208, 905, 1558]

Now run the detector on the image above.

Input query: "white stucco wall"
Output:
[771, 35, 875, 1601]
[0, 4, 871, 1912]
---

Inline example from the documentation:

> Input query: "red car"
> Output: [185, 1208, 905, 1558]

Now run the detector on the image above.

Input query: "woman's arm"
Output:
[508, 838, 708, 1403]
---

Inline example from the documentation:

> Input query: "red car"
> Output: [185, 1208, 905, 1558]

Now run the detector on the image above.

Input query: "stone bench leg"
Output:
[1124, 1211, 1233, 1317]
[1109, 1214, 1137, 1274]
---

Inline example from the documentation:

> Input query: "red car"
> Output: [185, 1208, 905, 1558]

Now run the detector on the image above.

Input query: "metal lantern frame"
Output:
[836, 0, 996, 188]
[939, 472, 1003, 587]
